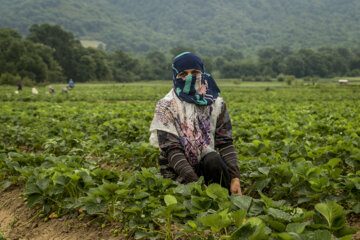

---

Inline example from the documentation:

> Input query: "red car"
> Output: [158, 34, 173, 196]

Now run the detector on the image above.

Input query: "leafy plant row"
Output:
[0, 146, 357, 239]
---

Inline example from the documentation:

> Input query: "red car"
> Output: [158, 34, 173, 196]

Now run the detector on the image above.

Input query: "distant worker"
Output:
[62, 87, 69, 93]
[49, 86, 55, 94]
[32, 87, 39, 94]
[68, 79, 74, 89]
[17, 81, 22, 91]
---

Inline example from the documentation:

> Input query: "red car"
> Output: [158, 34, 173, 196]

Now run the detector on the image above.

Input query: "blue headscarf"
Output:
[172, 52, 220, 105]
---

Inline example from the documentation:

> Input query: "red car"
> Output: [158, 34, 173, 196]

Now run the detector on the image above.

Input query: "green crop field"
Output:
[0, 82, 359, 239]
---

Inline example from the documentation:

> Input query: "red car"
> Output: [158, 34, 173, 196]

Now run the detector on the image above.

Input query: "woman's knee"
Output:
[202, 152, 226, 173]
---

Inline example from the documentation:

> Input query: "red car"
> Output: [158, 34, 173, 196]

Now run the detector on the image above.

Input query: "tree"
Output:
[141, 51, 170, 80]
[109, 50, 140, 82]
[222, 49, 244, 61]
[27, 23, 81, 80]
[220, 61, 259, 78]
[285, 55, 305, 78]
[201, 56, 214, 73]
[0, 28, 63, 83]
[170, 46, 196, 59]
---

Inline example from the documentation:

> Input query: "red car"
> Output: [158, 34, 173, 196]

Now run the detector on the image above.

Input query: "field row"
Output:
[0, 84, 359, 239]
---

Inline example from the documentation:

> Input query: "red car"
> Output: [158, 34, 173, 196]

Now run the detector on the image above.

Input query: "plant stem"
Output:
[0, 199, 11, 210]
[23, 209, 42, 226]
[152, 219, 168, 234]
[167, 217, 172, 240]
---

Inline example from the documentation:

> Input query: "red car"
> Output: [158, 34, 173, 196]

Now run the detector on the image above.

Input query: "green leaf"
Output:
[315, 200, 345, 230]
[1, 180, 12, 190]
[333, 225, 358, 238]
[300, 230, 332, 240]
[286, 222, 310, 234]
[229, 209, 247, 227]
[198, 209, 232, 233]
[231, 222, 254, 239]
[258, 167, 270, 176]
[164, 195, 177, 206]
[83, 201, 107, 215]
[255, 178, 271, 191]
[248, 200, 265, 216]
[53, 175, 66, 185]
[24, 183, 42, 195]
[37, 178, 50, 191]
[102, 181, 119, 194]
[352, 203, 360, 213]
[306, 167, 322, 178]
[267, 208, 292, 222]
[134, 231, 149, 239]
[327, 158, 341, 169]
[231, 194, 252, 211]
[26, 194, 43, 208]
[206, 183, 228, 201]
[297, 197, 311, 205]
[231, 217, 267, 240]
[339, 235, 356, 240]
[134, 191, 150, 199]
[187, 220, 198, 229]
[274, 232, 301, 240]
[191, 196, 212, 210]
[259, 192, 275, 208]
[291, 209, 314, 223]
[173, 184, 191, 196]
[124, 206, 142, 213]
[261, 217, 286, 232]
[115, 189, 130, 198]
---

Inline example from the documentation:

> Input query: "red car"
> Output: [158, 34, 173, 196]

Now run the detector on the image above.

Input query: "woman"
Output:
[150, 52, 242, 195]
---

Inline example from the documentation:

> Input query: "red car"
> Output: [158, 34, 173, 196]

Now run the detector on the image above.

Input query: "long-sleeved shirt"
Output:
[157, 102, 240, 183]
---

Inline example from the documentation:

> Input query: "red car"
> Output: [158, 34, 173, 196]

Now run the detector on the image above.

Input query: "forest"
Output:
[1, 24, 360, 85]
[0, 0, 359, 55]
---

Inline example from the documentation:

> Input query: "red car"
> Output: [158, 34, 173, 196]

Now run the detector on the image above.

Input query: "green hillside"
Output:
[0, 0, 359, 55]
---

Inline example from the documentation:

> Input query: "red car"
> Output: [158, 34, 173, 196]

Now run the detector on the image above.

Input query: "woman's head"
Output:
[171, 51, 220, 106]
[172, 52, 204, 80]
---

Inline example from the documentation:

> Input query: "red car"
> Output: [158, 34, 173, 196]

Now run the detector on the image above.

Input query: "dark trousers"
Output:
[195, 152, 231, 190]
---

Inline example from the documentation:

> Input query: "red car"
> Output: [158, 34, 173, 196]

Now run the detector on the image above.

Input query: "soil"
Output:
[348, 212, 360, 240]
[0, 186, 359, 240]
[0, 186, 122, 240]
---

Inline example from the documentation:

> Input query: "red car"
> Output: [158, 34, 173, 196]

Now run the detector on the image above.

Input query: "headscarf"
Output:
[172, 52, 220, 105]
[150, 52, 223, 166]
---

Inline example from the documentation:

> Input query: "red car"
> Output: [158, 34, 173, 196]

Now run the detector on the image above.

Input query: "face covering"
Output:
[177, 74, 201, 95]
[172, 52, 220, 105]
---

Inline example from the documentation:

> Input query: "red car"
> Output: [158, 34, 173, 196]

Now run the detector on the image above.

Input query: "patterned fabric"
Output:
[215, 101, 234, 147]
[172, 52, 220, 106]
[155, 101, 240, 182]
[149, 89, 223, 166]
[219, 144, 240, 179]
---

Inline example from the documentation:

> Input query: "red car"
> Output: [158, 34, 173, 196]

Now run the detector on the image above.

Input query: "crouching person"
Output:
[149, 52, 242, 195]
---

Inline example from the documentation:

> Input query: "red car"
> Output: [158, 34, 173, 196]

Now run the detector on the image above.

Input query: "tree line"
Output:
[2, 0, 359, 55]
[1, 24, 360, 85]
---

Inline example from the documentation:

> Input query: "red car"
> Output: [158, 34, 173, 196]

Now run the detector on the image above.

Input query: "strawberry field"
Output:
[0, 82, 359, 239]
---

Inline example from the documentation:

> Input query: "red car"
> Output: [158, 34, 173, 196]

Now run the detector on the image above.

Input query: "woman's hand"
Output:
[230, 178, 242, 195]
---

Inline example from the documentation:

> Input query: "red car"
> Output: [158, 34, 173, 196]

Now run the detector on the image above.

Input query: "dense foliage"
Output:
[0, 83, 359, 239]
[0, 0, 360, 55]
[0, 28, 63, 84]
[218, 47, 360, 78]
[1, 25, 360, 85]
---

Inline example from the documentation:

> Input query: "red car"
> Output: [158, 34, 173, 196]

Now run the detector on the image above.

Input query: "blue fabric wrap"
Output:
[172, 52, 220, 105]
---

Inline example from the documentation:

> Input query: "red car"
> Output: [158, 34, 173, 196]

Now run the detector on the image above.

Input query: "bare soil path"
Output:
[0, 186, 121, 240]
